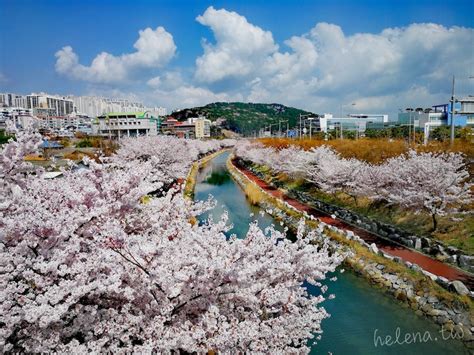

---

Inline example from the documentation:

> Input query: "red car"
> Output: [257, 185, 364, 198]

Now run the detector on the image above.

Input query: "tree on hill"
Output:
[171, 102, 314, 136]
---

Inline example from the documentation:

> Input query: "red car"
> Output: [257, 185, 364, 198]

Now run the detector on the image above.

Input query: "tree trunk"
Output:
[431, 213, 438, 232]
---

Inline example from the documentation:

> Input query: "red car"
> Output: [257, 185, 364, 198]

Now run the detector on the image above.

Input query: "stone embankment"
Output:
[228, 156, 474, 348]
[243, 161, 474, 287]
[288, 189, 474, 274]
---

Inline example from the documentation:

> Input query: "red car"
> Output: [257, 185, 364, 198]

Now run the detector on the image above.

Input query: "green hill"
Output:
[170, 102, 314, 136]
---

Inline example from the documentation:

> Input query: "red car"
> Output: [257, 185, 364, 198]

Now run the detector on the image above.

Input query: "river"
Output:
[194, 151, 468, 354]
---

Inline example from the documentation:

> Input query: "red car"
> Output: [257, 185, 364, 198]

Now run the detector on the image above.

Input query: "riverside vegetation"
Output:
[228, 151, 474, 349]
[1, 130, 346, 353]
[253, 138, 474, 254]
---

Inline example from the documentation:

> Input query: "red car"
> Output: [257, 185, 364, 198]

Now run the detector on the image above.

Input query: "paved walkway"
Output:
[233, 160, 474, 290]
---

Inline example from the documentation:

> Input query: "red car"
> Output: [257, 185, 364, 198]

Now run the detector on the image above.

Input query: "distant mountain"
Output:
[170, 102, 314, 135]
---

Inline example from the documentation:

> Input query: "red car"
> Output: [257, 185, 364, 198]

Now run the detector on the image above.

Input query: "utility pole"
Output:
[413, 112, 416, 144]
[278, 120, 281, 138]
[299, 114, 302, 139]
[408, 111, 412, 145]
[450, 75, 455, 145]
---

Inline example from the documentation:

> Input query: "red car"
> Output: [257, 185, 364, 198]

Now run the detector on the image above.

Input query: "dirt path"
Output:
[233, 160, 474, 290]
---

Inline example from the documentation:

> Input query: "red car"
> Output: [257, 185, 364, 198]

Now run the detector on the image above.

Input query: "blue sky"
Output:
[1, 0, 473, 115]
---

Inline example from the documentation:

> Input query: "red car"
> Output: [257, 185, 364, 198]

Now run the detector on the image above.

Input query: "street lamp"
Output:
[268, 122, 279, 137]
[340, 102, 356, 118]
[308, 117, 315, 139]
[450, 75, 456, 145]
[405, 108, 414, 145]
[299, 113, 313, 139]
[277, 119, 289, 137]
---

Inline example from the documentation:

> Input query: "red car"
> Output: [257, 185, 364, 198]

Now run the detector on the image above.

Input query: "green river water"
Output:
[194, 152, 468, 354]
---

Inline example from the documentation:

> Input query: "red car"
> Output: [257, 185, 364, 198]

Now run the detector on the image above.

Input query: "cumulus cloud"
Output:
[147, 71, 186, 91]
[195, 6, 278, 83]
[193, 7, 473, 115]
[145, 85, 242, 111]
[55, 26, 176, 83]
[52, 7, 473, 117]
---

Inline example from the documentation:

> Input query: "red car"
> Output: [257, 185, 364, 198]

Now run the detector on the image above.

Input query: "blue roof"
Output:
[40, 140, 63, 148]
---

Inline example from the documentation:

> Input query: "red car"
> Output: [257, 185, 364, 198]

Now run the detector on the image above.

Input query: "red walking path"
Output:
[233, 160, 474, 291]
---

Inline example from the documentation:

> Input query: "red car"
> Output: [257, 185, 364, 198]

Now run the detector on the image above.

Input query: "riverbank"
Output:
[183, 149, 230, 200]
[227, 154, 474, 349]
[256, 138, 474, 256]
[238, 159, 474, 288]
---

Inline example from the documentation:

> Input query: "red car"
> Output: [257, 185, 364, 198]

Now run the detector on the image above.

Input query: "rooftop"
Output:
[99, 111, 160, 119]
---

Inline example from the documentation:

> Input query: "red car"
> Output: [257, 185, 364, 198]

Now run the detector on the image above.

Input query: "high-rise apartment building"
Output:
[1, 92, 166, 119]
[0, 92, 73, 116]
[67, 95, 167, 118]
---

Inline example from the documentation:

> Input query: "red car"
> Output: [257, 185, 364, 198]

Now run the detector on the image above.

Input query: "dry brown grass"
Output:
[244, 183, 265, 206]
[258, 138, 474, 163]
[24, 154, 47, 161]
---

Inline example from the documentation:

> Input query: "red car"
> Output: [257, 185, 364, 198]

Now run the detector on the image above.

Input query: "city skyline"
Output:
[1, 0, 474, 117]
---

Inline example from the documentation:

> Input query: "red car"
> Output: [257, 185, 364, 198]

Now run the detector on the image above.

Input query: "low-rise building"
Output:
[317, 113, 387, 134]
[1, 107, 39, 130]
[161, 116, 211, 139]
[92, 111, 161, 138]
[458, 97, 474, 127]
[195, 117, 211, 139]
[397, 99, 474, 142]
[174, 122, 196, 139]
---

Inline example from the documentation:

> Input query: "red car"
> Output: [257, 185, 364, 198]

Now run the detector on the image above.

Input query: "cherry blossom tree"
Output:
[1, 132, 341, 353]
[234, 142, 472, 227]
[303, 147, 366, 201]
[272, 146, 313, 179]
[234, 140, 279, 168]
[109, 136, 236, 186]
[383, 150, 472, 231]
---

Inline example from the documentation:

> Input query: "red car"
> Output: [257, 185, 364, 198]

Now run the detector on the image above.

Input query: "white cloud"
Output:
[55, 26, 176, 83]
[147, 71, 185, 91]
[195, 6, 278, 83]
[146, 76, 161, 88]
[148, 85, 242, 111]
[193, 9, 473, 116]
[52, 7, 473, 118]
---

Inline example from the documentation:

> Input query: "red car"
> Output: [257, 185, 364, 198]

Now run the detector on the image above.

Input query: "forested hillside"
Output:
[171, 102, 314, 135]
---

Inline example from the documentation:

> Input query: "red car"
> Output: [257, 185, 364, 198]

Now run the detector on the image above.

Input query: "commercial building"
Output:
[396, 98, 474, 142]
[174, 122, 197, 139]
[317, 113, 388, 134]
[91, 112, 161, 138]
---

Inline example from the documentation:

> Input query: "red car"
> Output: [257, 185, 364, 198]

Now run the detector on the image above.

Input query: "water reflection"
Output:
[205, 170, 231, 185]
